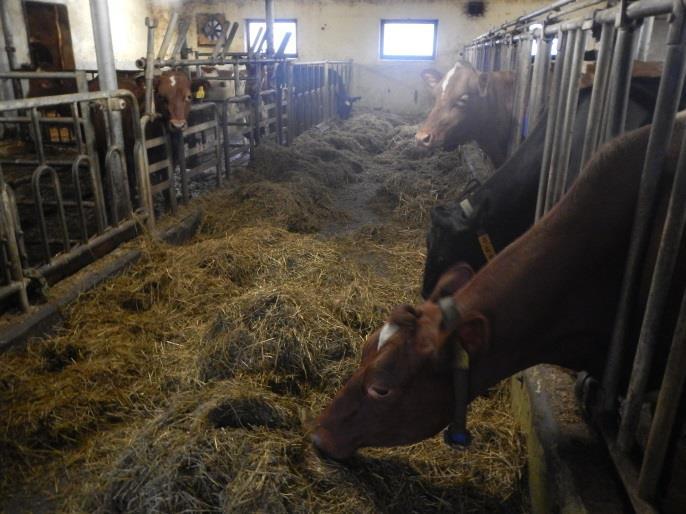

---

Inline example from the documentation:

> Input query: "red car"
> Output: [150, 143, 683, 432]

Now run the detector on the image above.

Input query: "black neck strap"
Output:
[438, 296, 472, 449]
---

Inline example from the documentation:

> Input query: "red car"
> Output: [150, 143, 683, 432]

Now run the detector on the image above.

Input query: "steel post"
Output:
[265, 0, 275, 56]
[558, 27, 588, 191]
[601, 1, 686, 415]
[157, 11, 178, 61]
[536, 29, 566, 220]
[545, 28, 575, 211]
[604, 24, 637, 141]
[510, 36, 533, 152]
[635, 147, 686, 501]
[528, 34, 551, 129]
[581, 22, 615, 167]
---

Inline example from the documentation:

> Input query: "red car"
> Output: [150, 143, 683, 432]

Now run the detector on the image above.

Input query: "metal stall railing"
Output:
[464, 0, 686, 512]
[0, 90, 152, 312]
[288, 60, 353, 141]
[140, 14, 353, 218]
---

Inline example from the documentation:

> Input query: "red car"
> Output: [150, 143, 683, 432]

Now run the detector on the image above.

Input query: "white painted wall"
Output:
[154, 0, 551, 114]
[1, 0, 151, 70]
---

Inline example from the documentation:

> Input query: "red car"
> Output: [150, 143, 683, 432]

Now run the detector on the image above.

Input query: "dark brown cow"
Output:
[416, 62, 515, 167]
[312, 113, 686, 460]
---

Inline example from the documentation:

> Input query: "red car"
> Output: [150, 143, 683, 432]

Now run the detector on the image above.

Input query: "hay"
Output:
[0, 109, 526, 513]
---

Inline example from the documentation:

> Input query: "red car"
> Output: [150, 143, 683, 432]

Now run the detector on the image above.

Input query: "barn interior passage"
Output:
[0, 0, 685, 513]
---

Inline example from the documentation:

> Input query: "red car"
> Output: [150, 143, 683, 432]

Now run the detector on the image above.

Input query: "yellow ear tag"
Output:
[195, 85, 205, 100]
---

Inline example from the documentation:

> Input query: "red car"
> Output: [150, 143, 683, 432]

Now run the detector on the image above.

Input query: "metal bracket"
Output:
[108, 98, 126, 111]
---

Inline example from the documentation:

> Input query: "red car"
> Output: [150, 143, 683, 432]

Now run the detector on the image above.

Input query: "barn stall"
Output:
[0, 0, 684, 513]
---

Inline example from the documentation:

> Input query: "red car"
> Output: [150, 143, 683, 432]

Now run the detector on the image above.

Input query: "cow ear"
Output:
[456, 312, 490, 355]
[421, 69, 443, 91]
[428, 262, 475, 302]
[477, 72, 489, 97]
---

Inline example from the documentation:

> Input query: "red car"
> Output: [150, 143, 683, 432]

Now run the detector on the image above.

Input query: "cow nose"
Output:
[415, 131, 432, 147]
[170, 119, 187, 130]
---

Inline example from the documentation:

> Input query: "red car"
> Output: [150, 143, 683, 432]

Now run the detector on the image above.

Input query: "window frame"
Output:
[379, 19, 438, 61]
[245, 18, 299, 57]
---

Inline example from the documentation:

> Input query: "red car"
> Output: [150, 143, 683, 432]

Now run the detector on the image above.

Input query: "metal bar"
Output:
[32, 165, 70, 263]
[545, 29, 576, 212]
[636, 170, 686, 501]
[0, 181, 29, 311]
[250, 27, 264, 55]
[638, 16, 655, 60]
[157, 11, 179, 60]
[557, 27, 588, 193]
[604, 25, 637, 141]
[510, 36, 534, 152]
[601, 3, 686, 414]
[581, 22, 614, 167]
[598, 421, 659, 514]
[265, 0, 275, 56]
[171, 17, 191, 59]
[221, 23, 240, 60]
[536, 29, 566, 220]
[528, 34, 550, 129]
[145, 18, 156, 116]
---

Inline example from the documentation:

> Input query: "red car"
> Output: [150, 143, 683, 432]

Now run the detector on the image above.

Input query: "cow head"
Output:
[421, 200, 488, 299]
[416, 62, 491, 149]
[154, 70, 210, 131]
[311, 264, 487, 460]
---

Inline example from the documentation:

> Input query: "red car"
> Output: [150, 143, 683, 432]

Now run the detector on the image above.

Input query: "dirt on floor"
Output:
[0, 109, 523, 514]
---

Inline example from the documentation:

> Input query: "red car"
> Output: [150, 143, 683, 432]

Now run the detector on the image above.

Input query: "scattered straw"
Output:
[1, 109, 525, 513]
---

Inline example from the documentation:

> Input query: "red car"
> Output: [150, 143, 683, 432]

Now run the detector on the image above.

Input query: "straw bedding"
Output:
[0, 109, 523, 513]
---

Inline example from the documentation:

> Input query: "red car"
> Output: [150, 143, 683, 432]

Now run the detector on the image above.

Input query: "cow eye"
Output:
[368, 384, 391, 399]
[455, 94, 470, 108]
[186, 95, 192, 102]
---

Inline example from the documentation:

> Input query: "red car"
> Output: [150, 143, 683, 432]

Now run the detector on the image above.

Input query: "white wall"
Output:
[1, 0, 151, 70]
[155, 0, 551, 114]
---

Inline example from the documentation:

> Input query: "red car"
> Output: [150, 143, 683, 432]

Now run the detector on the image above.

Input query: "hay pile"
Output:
[0, 109, 525, 513]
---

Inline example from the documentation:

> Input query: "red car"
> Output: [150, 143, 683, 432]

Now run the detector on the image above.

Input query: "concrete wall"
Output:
[154, 0, 551, 114]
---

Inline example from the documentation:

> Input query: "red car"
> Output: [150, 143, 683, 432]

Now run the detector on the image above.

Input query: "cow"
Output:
[311, 112, 686, 460]
[421, 75, 686, 299]
[291, 65, 360, 120]
[415, 62, 515, 167]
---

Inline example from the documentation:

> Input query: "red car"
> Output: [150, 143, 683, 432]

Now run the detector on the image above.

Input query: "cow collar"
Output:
[460, 198, 497, 263]
[437, 296, 472, 449]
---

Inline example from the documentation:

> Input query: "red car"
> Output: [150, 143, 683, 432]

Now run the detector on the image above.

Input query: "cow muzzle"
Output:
[169, 119, 187, 131]
[310, 428, 353, 461]
[415, 130, 434, 148]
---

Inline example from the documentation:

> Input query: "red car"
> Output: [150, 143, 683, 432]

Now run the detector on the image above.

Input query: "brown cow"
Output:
[312, 113, 686, 460]
[415, 62, 515, 167]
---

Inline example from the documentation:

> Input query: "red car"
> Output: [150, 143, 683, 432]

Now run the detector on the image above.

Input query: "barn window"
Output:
[380, 20, 438, 60]
[246, 19, 298, 56]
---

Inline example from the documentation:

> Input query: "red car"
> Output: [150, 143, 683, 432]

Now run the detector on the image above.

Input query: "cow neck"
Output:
[454, 122, 661, 398]
[473, 72, 515, 167]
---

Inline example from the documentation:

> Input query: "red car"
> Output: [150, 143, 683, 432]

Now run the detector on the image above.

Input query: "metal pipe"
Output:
[265, 0, 275, 56]
[581, 22, 614, 167]
[638, 16, 655, 60]
[536, 29, 566, 220]
[0, 0, 30, 69]
[638, 285, 686, 499]
[545, 29, 576, 212]
[157, 11, 179, 61]
[510, 36, 533, 151]
[171, 17, 191, 60]
[90, 0, 128, 221]
[519, 0, 576, 23]
[601, 4, 686, 414]
[604, 25, 637, 141]
[144, 18, 156, 116]
[558, 27, 588, 192]
[528, 34, 551, 128]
